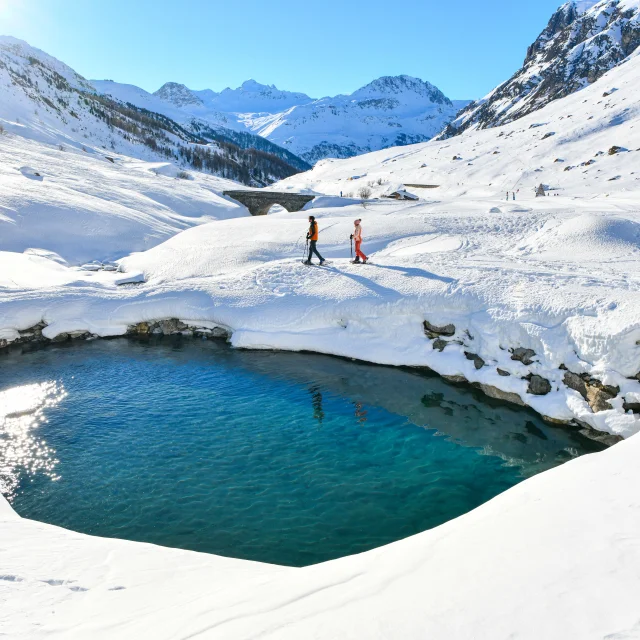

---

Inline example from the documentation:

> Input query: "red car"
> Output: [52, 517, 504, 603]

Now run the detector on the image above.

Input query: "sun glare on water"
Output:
[0, 381, 65, 500]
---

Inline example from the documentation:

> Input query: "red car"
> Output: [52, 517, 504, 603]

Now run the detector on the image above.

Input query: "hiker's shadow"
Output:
[370, 264, 455, 284]
[339, 264, 455, 298]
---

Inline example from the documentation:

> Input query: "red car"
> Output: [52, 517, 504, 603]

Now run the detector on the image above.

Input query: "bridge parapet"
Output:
[223, 190, 315, 216]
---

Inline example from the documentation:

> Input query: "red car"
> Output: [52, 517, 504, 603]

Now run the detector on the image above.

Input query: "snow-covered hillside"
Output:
[441, 0, 640, 137]
[97, 75, 467, 164]
[0, 36, 307, 187]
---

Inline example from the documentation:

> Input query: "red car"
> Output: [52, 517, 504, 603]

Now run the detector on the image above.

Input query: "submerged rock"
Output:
[474, 382, 525, 407]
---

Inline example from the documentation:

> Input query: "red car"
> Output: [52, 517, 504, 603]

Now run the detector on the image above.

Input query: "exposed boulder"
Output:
[563, 369, 619, 412]
[17, 322, 47, 344]
[126, 319, 230, 340]
[527, 374, 552, 396]
[563, 371, 588, 399]
[586, 386, 616, 413]
[432, 338, 448, 352]
[511, 347, 536, 365]
[464, 352, 485, 370]
[423, 320, 455, 338]
[497, 368, 511, 377]
[575, 420, 623, 447]
[442, 374, 468, 384]
[157, 319, 188, 335]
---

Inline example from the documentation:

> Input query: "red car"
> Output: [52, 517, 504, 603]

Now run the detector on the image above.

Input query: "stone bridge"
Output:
[223, 190, 316, 216]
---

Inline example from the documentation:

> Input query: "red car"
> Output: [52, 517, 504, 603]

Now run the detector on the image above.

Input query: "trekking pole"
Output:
[350, 235, 353, 260]
[302, 238, 308, 262]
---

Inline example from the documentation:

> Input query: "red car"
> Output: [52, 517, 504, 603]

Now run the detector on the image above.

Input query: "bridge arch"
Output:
[223, 190, 315, 216]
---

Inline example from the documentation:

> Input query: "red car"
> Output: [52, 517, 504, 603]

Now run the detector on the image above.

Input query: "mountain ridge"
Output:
[97, 73, 469, 164]
[439, 0, 640, 138]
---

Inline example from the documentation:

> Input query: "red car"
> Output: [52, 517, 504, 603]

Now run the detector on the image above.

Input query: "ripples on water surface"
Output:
[0, 338, 603, 566]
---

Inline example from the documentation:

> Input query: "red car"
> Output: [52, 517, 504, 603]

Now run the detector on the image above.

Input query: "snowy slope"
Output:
[0, 132, 246, 264]
[99, 75, 466, 164]
[91, 79, 311, 171]
[441, 0, 640, 137]
[0, 36, 306, 188]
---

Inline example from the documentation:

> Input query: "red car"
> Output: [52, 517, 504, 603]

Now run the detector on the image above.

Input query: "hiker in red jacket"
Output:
[351, 219, 367, 264]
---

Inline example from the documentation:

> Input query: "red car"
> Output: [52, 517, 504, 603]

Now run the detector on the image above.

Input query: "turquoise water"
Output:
[0, 338, 602, 567]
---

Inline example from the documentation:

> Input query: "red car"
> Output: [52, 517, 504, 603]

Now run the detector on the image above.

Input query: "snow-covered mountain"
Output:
[245, 75, 464, 164]
[91, 79, 310, 172]
[190, 79, 313, 113]
[0, 36, 308, 186]
[97, 75, 467, 164]
[441, 0, 640, 138]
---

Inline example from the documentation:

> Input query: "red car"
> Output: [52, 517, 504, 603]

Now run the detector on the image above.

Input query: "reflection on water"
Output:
[0, 382, 63, 498]
[0, 338, 604, 567]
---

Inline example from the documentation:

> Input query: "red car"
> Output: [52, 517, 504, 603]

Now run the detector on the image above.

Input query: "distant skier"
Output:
[340, 191, 343, 197]
[351, 219, 367, 264]
[304, 215, 326, 265]
[512, 191, 516, 201]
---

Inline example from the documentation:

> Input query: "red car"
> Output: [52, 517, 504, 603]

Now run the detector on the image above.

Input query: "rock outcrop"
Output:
[440, 1, 640, 138]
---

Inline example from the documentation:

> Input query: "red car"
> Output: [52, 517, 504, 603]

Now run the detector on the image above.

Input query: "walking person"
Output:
[351, 218, 367, 264]
[304, 215, 325, 265]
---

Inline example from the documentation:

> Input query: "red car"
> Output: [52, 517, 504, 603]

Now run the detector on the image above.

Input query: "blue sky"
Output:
[1, 0, 565, 99]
